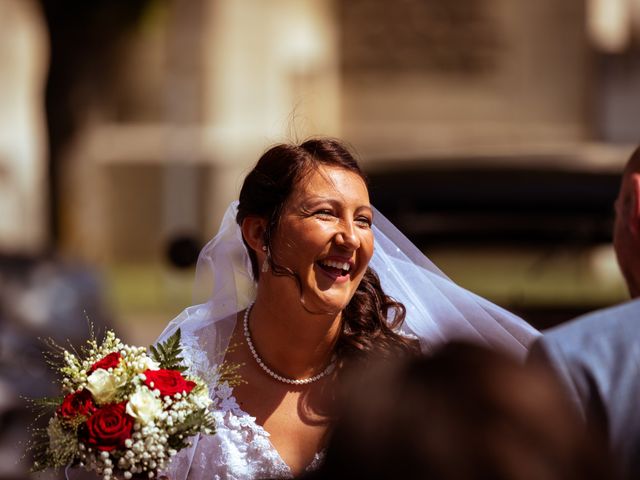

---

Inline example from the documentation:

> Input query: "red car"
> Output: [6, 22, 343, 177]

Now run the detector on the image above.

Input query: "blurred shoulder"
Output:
[527, 298, 640, 438]
[542, 298, 640, 346]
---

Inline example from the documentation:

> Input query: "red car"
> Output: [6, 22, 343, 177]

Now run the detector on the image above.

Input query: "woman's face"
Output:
[270, 164, 374, 313]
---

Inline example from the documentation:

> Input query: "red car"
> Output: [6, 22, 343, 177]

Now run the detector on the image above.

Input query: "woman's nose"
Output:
[335, 221, 360, 249]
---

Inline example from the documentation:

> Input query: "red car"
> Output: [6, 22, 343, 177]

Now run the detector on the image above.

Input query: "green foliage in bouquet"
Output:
[149, 329, 187, 372]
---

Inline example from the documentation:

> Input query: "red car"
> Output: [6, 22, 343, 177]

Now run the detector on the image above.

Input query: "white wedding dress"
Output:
[160, 306, 323, 480]
[158, 203, 539, 480]
[190, 380, 323, 479]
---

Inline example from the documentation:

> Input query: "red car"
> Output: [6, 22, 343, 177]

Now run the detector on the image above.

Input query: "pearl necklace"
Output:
[243, 303, 336, 385]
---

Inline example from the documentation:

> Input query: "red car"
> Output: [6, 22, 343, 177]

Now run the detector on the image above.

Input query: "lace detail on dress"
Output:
[305, 451, 326, 473]
[172, 381, 325, 480]
[179, 306, 222, 386]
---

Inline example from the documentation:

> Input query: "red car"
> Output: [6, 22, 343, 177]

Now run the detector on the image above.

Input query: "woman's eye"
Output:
[314, 209, 335, 219]
[355, 217, 372, 227]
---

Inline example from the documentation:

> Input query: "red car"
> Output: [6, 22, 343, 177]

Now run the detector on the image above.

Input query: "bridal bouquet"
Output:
[29, 328, 215, 480]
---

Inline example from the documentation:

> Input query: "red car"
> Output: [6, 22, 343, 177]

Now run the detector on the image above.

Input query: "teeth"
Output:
[320, 260, 351, 272]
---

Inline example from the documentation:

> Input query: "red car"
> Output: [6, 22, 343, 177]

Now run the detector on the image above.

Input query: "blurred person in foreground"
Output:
[528, 146, 640, 479]
[298, 342, 610, 480]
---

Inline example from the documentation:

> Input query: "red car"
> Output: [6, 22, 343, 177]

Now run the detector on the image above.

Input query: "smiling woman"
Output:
[156, 137, 539, 480]
[236, 140, 417, 371]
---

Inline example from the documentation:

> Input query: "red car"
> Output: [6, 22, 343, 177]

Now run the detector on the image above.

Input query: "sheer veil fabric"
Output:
[156, 201, 539, 479]
[368, 209, 539, 355]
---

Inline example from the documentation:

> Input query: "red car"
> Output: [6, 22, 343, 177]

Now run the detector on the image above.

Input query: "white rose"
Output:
[86, 369, 124, 404]
[139, 355, 161, 372]
[126, 387, 162, 424]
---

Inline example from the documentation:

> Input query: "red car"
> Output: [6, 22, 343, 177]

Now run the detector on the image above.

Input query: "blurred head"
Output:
[237, 138, 374, 313]
[613, 146, 640, 298]
[309, 342, 611, 480]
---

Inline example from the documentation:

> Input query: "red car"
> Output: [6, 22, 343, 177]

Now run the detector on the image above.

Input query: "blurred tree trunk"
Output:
[37, 0, 155, 249]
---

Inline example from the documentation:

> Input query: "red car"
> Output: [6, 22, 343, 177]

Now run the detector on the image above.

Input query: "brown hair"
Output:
[236, 138, 419, 362]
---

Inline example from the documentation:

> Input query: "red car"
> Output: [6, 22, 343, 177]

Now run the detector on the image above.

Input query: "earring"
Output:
[261, 246, 270, 273]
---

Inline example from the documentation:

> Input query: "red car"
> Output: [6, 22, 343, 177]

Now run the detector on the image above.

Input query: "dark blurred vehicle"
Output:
[369, 158, 618, 246]
[367, 157, 622, 329]
[0, 254, 112, 479]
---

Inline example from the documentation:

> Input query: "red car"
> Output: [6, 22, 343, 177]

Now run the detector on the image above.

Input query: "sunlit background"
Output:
[1, 0, 639, 477]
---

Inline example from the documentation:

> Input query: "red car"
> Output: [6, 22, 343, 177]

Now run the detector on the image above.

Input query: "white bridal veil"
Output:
[158, 201, 538, 358]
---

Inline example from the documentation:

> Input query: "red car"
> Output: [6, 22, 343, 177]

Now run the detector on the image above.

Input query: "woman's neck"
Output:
[247, 288, 342, 380]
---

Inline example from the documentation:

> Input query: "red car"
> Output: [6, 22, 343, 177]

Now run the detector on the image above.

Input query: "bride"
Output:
[158, 138, 539, 479]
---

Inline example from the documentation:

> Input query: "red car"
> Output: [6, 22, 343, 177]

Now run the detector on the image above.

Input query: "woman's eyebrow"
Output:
[300, 196, 340, 207]
[300, 197, 373, 213]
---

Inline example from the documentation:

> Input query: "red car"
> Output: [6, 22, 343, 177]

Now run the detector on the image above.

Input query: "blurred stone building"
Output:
[1, 0, 640, 340]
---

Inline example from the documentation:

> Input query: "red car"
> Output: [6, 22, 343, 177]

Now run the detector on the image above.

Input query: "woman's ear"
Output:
[241, 216, 268, 254]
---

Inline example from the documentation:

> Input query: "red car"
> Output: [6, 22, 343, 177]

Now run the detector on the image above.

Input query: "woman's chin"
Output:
[299, 272, 360, 313]
[304, 290, 353, 315]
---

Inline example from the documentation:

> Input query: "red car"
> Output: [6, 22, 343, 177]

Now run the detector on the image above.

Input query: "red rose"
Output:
[143, 369, 196, 396]
[81, 402, 134, 452]
[57, 389, 96, 419]
[88, 352, 122, 373]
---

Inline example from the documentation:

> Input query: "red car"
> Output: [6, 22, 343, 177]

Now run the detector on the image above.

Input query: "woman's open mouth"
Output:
[316, 258, 353, 281]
